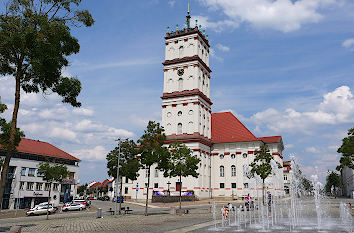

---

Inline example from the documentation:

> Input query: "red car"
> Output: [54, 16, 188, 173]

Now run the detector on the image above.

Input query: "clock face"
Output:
[177, 69, 184, 76]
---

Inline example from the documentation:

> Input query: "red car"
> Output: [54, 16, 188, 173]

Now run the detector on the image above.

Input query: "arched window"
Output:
[231, 154, 236, 159]
[178, 78, 183, 91]
[177, 123, 182, 135]
[220, 154, 224, 159]
[220, 166, 224, 177]
[243, 153, 248, 158]
[231, 165, 236, 177]
[203, 126, 205, 135]
[177, 111, 182, 116]
[179, 46, 184, 58]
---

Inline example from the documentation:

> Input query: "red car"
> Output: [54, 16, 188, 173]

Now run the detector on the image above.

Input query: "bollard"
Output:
[97, 208, 102, 218]
[170, 207, 176, 215]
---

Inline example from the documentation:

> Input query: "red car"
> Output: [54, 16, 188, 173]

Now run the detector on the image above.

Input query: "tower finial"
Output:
[186, 0, 191, 28]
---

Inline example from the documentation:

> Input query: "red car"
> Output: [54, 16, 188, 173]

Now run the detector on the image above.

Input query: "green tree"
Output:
[37, 162, 70, 219]
[164, 141, 200, 210]
[138, 121, 169, 216]
[325, 171, 342, 197]
[336, 128, 354, 171]
[0, 0, 94, 208]
[106, 138, 140, 214]
[77, 183, 87, 197]
[250, 144, 282, 204]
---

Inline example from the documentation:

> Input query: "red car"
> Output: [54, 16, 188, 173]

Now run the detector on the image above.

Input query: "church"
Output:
[128, 9, 285, 200]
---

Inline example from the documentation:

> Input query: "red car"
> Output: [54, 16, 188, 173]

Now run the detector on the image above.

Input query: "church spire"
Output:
[186, 0, 191, 29]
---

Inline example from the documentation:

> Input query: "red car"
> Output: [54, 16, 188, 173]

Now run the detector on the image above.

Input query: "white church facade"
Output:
[128, 10, 285, 200]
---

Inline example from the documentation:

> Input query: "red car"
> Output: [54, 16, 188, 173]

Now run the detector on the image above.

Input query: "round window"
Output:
[178, 111, 182, 116]
[243, 153, 248, 158]
[220, 154, 224, 159]
[231, 154, 236, 159]
[167, 112, 172, 118]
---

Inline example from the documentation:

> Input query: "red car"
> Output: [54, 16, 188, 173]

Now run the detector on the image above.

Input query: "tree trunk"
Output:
[119, 176, 123, 215]
[0, 73, 21, 210]
[262, 179, 265, 205]
[179, 174, 182, 210]
[46, 183, 51, 220]
[144, 166, 150, 216]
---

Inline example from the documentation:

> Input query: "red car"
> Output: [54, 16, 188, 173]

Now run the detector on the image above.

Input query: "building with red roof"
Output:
[127, 10, 286, 200]
[0, 138, 80, 209]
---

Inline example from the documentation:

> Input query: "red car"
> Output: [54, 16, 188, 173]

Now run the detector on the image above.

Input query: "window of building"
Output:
[145, 168, 150, 178]
[231, 183, 236, 189]
[177, 123, 182, 135]
[177, 111, 182, 116]
[231, 165, 236, 177]
[220, 166, 224, 177]
[26, 182, 34, 190]
[125, 187, 129, 194]
[243, 153, 248, 158]
[45, 183, 51, 191]
[244, 183, 249, 188]
[178, 78, 183, 91]
[145, 183, 148, 188]
[188, 110, 193, 115]
[36, 183, 43, 191]
[220, 154, 224, 159]
[219, 183, 225, 189]
[167, 112, 172, 118]
[179, 46, 184, 58]
[28, 168, 35, 177]
[231, 154, 236, 159]
[155, 169, 159, 178]
[284, 175, 287, 181]
[154, 183, 158, 189]
[19, 181, 25, 190]
[243, 165, 249, 177]
[53, 183, 59, 191]
[21, 167, 26, 176]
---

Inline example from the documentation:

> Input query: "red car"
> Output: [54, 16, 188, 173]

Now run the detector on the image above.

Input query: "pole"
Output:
[115, 138, 122, 215]
[209, 143, 213, 199]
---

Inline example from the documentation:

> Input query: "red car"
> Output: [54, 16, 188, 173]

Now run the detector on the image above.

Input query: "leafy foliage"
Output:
[77, 183, 87, 196]
[325, 171, 342, 193]
[301, 177, 313, 193]
[37, 162, 70, 183]
[337, 128, 354, 171]
[137, 121, 169, 216]
[250, 145, 282, 181]
[106, 139, 140, 181]
[165, 141, 200, 179]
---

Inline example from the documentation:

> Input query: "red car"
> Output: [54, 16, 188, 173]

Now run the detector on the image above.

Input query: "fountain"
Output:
[207, 155, 353, 232]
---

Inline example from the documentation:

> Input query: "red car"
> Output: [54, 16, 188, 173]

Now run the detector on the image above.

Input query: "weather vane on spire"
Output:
[186, 0, 191, 28]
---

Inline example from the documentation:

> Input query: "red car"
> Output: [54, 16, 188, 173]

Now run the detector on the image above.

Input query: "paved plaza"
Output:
[0, 198, 352, 232]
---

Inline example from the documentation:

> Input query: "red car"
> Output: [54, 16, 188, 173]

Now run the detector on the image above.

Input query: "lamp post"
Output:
[167, 181, 171, 196]
[114, 138, 122, 215]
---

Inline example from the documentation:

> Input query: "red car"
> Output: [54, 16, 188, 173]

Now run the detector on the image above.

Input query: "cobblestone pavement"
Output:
[0, 208, 213, 233]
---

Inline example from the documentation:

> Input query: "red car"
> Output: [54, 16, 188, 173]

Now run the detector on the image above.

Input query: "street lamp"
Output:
[114, 138, 122, 215]
[167, 181, 171, 196]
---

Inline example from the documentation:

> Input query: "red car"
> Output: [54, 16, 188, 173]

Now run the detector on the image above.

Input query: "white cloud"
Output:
[191, 15, 239, 32]
[72, 146, 108, 161]
[285, 144, 294, 149]
[342, 38, 354, 50]
[306, 146, 320, 153]
[168, 0, 176, 7]
[209, 48, 224, 62]
[250, 86, 354, 133]
[72, 107, 94, 116]
[216, 43, 230, 52]
[200, 0, 339, 32]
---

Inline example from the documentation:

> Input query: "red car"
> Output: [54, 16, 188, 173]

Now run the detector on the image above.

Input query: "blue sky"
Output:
[1, 0, 354, 184]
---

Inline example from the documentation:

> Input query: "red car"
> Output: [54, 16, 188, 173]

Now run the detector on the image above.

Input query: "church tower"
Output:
[161, 7, 212, 197]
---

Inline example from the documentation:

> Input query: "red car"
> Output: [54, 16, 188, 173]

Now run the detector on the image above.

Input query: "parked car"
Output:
[62, 203, 86, 212]
[113, 196, 124, 203]
[26, 205, 56, 216]
[72, 199, 87, 207]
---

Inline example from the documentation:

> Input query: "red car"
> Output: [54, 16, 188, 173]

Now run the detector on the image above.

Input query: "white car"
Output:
[26, 205, 56, 216]
[62, 203, 85, 211]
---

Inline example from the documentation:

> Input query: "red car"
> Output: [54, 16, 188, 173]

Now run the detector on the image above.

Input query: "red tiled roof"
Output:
[211, 112, 283, 144]
[211, 112, 258, 143]
[0, 138, 80, 162]
[258, 136, 282, 144]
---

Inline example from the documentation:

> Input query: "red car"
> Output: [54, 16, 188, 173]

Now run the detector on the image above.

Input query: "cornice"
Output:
[161, 89, 213, 106]
[162, 55, 212, 73]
